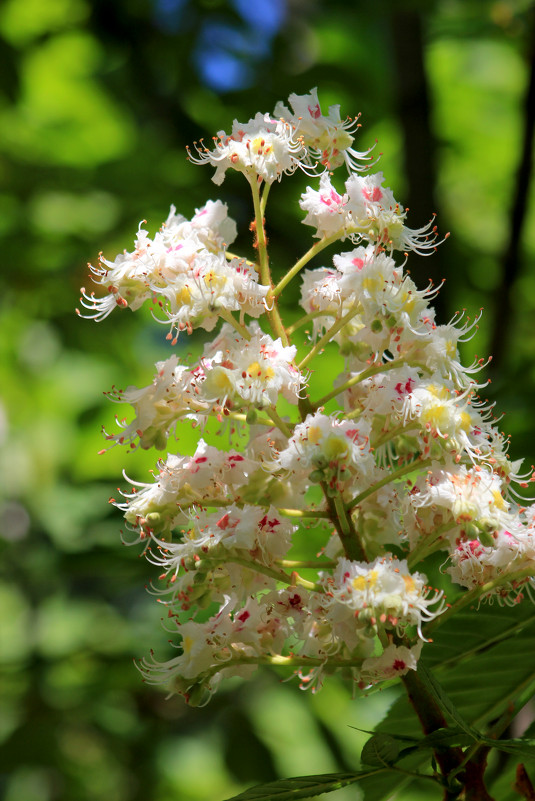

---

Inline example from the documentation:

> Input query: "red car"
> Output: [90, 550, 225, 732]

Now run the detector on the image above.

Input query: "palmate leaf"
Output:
[356, 600, 535, 800]
[220, 770, 382, 801]
[225, 604, 535, 801]
[360, 734, 401, 767]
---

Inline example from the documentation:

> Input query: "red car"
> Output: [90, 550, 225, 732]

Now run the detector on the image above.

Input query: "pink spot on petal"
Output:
[362, 187, 383, 202]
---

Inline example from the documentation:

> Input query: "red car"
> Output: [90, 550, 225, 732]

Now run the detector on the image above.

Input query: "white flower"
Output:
[278, 411, 374, 471]
[345, 172, 446, 255]
[406, 462, 512, 545]
[448, 527, 535, 603]
[139, 596, 292, 700]
[409, 312, 486, 389]
[118, 439, 258, 538]
[161, 200, 237, 252]
[79, 205, 250, 336]
[159, 252, 269, 338]
[323, 555, 444, 638]
[202, 324, 301, 408]
[299, 266, 344, 316]
[300, 172, 446, 254]
[361, 643, 422, 683]
[335, 246, 431, 330]
[79, 203, 238, 322]
[149, 503, 294, 572]
[78, 223, 158, 320]
[188, 112, 306, 185]
[300, 172, 349, 239]
[275, 87, 374, 171]
[398, 379, 491, 462]
[103, 354, 208, 450]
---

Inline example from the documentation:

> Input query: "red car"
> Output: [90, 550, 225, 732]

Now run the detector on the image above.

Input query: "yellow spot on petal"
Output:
[492, 490, 507, 511]
[247, 362, 274, 381]
[353, 570, 378, 591]
[446, 340, 457, 359]
[180, 286, 191, 303]
[459, 411, 472, 432]
[308, 426, 322, 445]
[421, 404, 449, 429]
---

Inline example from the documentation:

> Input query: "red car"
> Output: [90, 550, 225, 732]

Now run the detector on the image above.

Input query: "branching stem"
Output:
[271, 233, 341, 298]
[346, 458, 432, 511]
[298, 304, 361, 371]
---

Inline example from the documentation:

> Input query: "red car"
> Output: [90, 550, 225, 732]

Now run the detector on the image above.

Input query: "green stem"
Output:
[276, 507, 331, 519]
[265, 407, 293, 438]
[202, 652, 374, 675]
[271, 234, 341, 298]
[174, 498, 331, 519]
[346, 406, 364, 421]
[222, 554, 322, 592]
[260, 181, 271, 217]
[296, 393, 367, 561]
[390, 766, 441, 787]
[371, 421, 412, 450]
[313, 358, 431, 409]
[226, 411, 276, 427]
[334, 493, 352, 538]
[298, 303, 362, 371]
[407, 523, 458, 569]
[346, 458, 432, 512]
[321, 480, 366, 561]
[277, 559, 337, 569]
[286, 309, 333, 336]
[217, 306, 252, 340]
[249, 178, 289, 345]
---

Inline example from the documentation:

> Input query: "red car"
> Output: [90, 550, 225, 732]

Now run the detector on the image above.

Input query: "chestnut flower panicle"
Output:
[80, 89, 535, 706]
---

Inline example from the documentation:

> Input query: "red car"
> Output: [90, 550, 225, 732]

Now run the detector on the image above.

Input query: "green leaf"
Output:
[220, 771, 381, 801]
[416, 662, 477, 737]
[361, 734, 401, 767]
[416, 727, 475, 751]
[358, 603, 535, 800]
[478, 737, 535, 760]
[349, 725, 420, 744]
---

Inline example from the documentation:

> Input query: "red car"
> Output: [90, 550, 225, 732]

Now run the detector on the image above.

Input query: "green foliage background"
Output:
[1, 1, 535, 799]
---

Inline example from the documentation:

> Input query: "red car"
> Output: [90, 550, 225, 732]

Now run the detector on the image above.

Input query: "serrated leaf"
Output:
[359, 603, 535, 800]
[349, 725, 420, 744]
[416, 727, 475, 751]
[417, 662, 477, 737]
[220, 771, 381, 801]
[479, 737, 535, 760]
[361, 734, 401, 767]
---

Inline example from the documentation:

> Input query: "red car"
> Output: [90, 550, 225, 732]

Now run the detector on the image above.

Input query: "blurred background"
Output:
[1, 0, 535, 799]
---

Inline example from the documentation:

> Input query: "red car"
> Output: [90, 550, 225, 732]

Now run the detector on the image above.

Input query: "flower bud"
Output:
[309, 469, 325, 483]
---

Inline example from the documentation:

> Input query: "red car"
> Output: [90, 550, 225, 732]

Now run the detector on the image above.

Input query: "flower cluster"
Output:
[81, 90, 535, 705]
